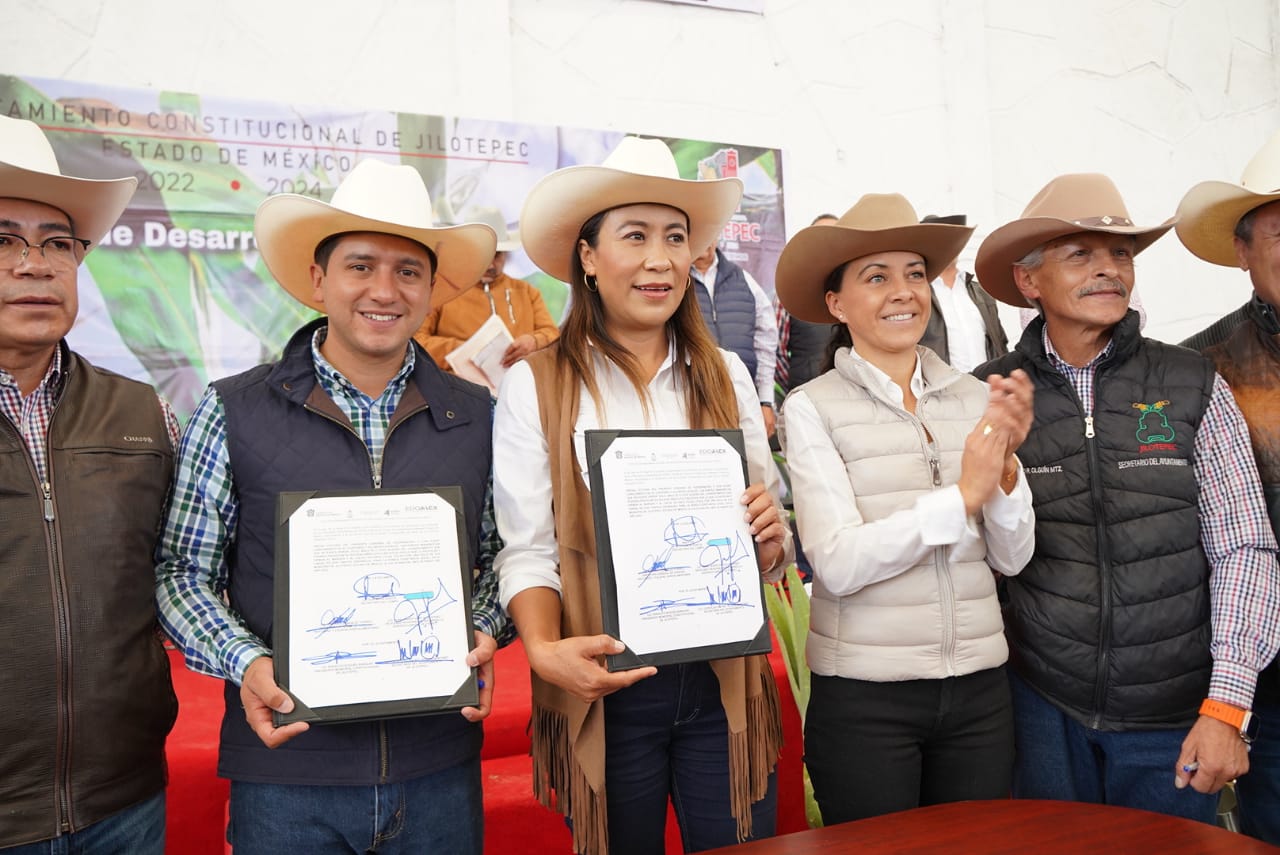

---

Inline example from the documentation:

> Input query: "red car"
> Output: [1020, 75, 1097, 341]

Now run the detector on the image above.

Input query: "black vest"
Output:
[213, 320, 493, 785]
[977, 312, 1215, 729]
[783, 317, 838, 392]
[694, 251, 758, 382]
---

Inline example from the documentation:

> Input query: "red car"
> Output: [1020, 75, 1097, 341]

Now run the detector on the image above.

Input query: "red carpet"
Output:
[165, 636, 805, 853]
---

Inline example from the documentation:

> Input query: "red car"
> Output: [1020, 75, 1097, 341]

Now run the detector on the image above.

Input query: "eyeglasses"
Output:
[0, 233, 90, 270]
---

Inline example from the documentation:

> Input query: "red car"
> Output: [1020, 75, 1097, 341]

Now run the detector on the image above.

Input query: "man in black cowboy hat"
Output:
[0, 116, 178, 852]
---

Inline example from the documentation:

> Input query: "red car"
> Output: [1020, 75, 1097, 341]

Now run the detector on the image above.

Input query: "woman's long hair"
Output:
[819, 260, 853, 374]
[557, 207, 738, 429]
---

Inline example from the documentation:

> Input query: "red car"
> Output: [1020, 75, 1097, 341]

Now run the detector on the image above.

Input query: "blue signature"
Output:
[640, 582, 750, 615]
[393, 577, 457, 635]
[306, 607, 360, 637]
[375, 636, 450, 664]
[664, 515, 708, 546]
[699, 531, 752, 586]
[639, 544, 692, 585]
[302, 649, 377, 666]
[353, 572, 400, 600]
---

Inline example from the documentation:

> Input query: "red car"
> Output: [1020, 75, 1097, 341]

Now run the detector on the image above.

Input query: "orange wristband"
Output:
[1199, 698, 1257, 743]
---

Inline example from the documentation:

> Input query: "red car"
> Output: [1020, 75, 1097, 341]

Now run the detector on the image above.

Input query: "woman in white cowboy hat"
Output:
[774, 193, 1036, 824]
[492, 137, 789, 855]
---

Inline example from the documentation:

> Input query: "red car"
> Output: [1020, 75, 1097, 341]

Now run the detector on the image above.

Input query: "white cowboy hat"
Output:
[0, 116, 136, 252]
[465, 206, 521, 253]
[519, 136, 743, 282]
[1176, 129, 1280, 266]
[775, 194, 974, 324]
[255, 159, 497, 312]
[975, 173, 1173, 307]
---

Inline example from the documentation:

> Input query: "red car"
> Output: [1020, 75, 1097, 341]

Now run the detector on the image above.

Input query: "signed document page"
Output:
[274, 488, 476, 723]
[587, 430, 771, 669]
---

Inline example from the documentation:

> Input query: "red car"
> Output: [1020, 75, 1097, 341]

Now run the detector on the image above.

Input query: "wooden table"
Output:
[705, 799, 1280, 853]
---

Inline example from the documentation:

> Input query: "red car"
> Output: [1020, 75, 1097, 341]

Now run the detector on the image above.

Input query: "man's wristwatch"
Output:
[1200, 698, 1260, 744]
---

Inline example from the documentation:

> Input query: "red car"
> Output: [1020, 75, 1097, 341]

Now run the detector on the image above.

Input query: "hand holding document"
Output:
[586, 430, 772, 670]
[273, 488, 478, 724]
[445, 313, 513, 394]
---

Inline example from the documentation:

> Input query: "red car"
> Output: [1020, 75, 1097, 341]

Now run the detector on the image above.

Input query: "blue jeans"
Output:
[601, 662, 777, 854]
[2, 792, 164, 855]
[1009, 670, 1216, 823]
[227, 755, 482, 855]
[1237, 694, 1280, 843]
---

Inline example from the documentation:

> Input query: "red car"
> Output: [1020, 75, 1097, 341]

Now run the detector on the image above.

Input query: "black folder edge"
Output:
[584, 429, 772, 672]
[272, 486, 479, 726]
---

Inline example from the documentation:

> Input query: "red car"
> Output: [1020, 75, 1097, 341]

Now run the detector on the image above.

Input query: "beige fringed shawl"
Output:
[524, 346, 783, 855]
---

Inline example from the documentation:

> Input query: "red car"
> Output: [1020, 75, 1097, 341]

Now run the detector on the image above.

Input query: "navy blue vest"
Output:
[213, 319, 494, 784]
[977, 312, 1215, 730]
[694, 251, 758, 382]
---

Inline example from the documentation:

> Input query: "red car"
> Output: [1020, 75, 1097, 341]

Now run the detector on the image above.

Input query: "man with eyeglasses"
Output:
[0, 116, 179, 853]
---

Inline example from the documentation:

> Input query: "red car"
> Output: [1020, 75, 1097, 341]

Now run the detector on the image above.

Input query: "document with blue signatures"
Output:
[272, 487, 478, 724]
[586, 429, 772, 670]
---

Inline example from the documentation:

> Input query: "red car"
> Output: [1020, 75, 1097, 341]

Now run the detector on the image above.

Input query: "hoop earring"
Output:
[584, 274, 598, 292]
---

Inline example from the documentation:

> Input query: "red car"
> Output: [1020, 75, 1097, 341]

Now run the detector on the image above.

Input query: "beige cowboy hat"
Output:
[975, 173, 1174, 307]
[774, 194, 974, 324]
[255, 159, 497, 312]
[0, 116, 136, 252]
[1176, 129, 1280, 266]
[519, 136, 743, 283]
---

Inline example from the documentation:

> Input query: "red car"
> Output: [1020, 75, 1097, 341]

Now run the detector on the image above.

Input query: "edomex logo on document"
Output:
[1132, 400, 1177, 452]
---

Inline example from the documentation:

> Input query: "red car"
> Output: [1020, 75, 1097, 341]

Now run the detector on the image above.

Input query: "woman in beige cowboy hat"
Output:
[491, 137, 789, 855]
[774, 193, 1035, 824]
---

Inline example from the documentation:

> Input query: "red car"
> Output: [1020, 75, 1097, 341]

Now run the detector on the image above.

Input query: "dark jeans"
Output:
[1231, 694, 1280, 843]
[1, 792, 164, 855]
[227, 755, 482, 854]
[601, 661, 777, 854]
[1008, 670, 1216, 823]
[805, 666, 1014, 824]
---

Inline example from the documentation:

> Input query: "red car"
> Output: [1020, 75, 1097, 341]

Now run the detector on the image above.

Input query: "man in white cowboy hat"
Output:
[0, 116, 179, 852]
[413, 207, 559, 386]
[973, 173, 1280, 824]
[155, 159, 509, 853]
[1177, 129, 1280, 844]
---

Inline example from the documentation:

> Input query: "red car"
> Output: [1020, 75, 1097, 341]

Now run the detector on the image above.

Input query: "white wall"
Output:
[6, 0, 1278, 342]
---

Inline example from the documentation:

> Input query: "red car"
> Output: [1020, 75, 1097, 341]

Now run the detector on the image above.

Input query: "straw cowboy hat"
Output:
[519, 136, 743, 283]
[0, 116, 136, 252]
[1176, 129, 1280, 266]
[774, 194, 974, 324]
[255, 159, 497, 312]
[975, 173, 1174, 307]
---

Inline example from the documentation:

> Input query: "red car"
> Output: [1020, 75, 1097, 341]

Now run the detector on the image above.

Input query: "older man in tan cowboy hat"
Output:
[973, 173, 1280, 824]
[0, 116, 180, 853]
[155, 159, 509, 853]
[1178, 130, 1280, 844]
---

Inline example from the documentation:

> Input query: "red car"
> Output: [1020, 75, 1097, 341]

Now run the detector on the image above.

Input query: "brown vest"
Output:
[524, 346, 781, 855]
[0, 350, 176, 847]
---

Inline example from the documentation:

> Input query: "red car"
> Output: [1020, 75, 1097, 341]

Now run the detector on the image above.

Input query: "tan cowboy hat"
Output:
[0, 116, 136, 252]
[255, 159, 497, 312]
[774, 194, 974, 324]
[1176, 129, 1280, 266]
[975, 173, 1174, 307]
[519, 136, 743, 282]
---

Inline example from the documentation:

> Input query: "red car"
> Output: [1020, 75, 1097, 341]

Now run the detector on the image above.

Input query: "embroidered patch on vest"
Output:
[1132, 400, 1178, 452]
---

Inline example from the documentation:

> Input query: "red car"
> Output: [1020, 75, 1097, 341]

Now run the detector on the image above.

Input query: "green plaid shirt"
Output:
[155, 328, 509, 683]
